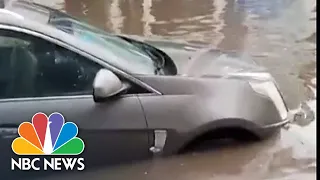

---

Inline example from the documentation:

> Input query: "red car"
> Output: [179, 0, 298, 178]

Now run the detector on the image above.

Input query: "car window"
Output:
[5, 1, 159, 75]
[0, 29, 103, 99]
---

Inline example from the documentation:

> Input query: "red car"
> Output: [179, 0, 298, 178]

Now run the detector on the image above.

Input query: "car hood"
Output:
[136, 47, 276, 97]
[181, 48, 270, 80]
[151, 41, 274, 82]
[120, 35, 273, 82]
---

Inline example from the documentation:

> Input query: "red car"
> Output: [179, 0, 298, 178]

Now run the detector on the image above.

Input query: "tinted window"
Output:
[0, 30, 102, 99]
[5, 0, 157, 75]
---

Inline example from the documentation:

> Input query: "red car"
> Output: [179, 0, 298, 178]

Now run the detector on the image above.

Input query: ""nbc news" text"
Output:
[11, 158, 85, 171]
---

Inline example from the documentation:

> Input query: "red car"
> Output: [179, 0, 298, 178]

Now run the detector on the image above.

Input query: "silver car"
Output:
[0, 0, 298, 177]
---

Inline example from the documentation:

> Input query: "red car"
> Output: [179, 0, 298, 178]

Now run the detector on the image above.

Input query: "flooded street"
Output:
[33, 0, 316, 179]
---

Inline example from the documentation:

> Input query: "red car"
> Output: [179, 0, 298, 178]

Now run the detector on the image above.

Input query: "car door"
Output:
[0, 28, 151, 176]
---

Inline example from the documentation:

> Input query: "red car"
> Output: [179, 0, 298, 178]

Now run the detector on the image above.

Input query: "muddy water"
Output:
[38, 0, 316, 179]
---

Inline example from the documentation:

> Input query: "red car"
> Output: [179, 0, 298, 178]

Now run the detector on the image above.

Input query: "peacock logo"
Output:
[12, 112, 85, 155]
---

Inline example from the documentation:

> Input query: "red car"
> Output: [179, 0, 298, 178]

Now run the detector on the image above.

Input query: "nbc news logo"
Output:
[11, 112, 85, 171]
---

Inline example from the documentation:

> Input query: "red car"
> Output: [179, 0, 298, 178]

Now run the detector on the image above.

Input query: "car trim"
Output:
[149, 130, 167, 154]
[0, 95, 93, 103]
[0, 93, 154, 103]
[0, 24, 162, 96]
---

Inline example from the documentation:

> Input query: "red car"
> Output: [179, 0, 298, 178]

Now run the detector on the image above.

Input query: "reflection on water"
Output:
[36, 0, 316, 179]
[64, 0, 109, 29]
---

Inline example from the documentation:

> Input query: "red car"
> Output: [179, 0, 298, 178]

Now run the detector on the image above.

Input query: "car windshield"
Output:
[47, 12, 157, 75]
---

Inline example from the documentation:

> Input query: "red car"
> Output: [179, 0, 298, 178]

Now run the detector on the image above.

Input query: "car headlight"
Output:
[249, 81, 288, 120]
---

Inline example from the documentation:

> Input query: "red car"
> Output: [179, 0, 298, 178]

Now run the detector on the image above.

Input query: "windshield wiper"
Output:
[117, 36, 166, 75]
[154, 64, 163, 75]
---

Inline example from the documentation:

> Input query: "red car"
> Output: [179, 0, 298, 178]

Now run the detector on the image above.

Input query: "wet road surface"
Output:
[32, 0, 317, 179]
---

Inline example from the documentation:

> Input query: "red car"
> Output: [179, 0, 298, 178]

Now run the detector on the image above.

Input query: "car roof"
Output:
[0, 0, 127, 73]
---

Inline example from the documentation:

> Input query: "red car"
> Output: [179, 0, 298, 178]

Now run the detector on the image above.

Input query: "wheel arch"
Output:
[177, 118, 263, 154]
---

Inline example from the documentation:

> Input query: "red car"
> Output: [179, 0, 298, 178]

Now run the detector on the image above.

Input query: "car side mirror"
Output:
[92, 69, 125, 102]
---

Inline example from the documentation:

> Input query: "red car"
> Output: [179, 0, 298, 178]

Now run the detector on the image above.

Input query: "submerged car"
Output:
[0, 0, 299, 176]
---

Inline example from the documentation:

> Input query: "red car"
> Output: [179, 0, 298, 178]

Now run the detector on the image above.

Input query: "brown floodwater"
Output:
[33, 0, 316, 179]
